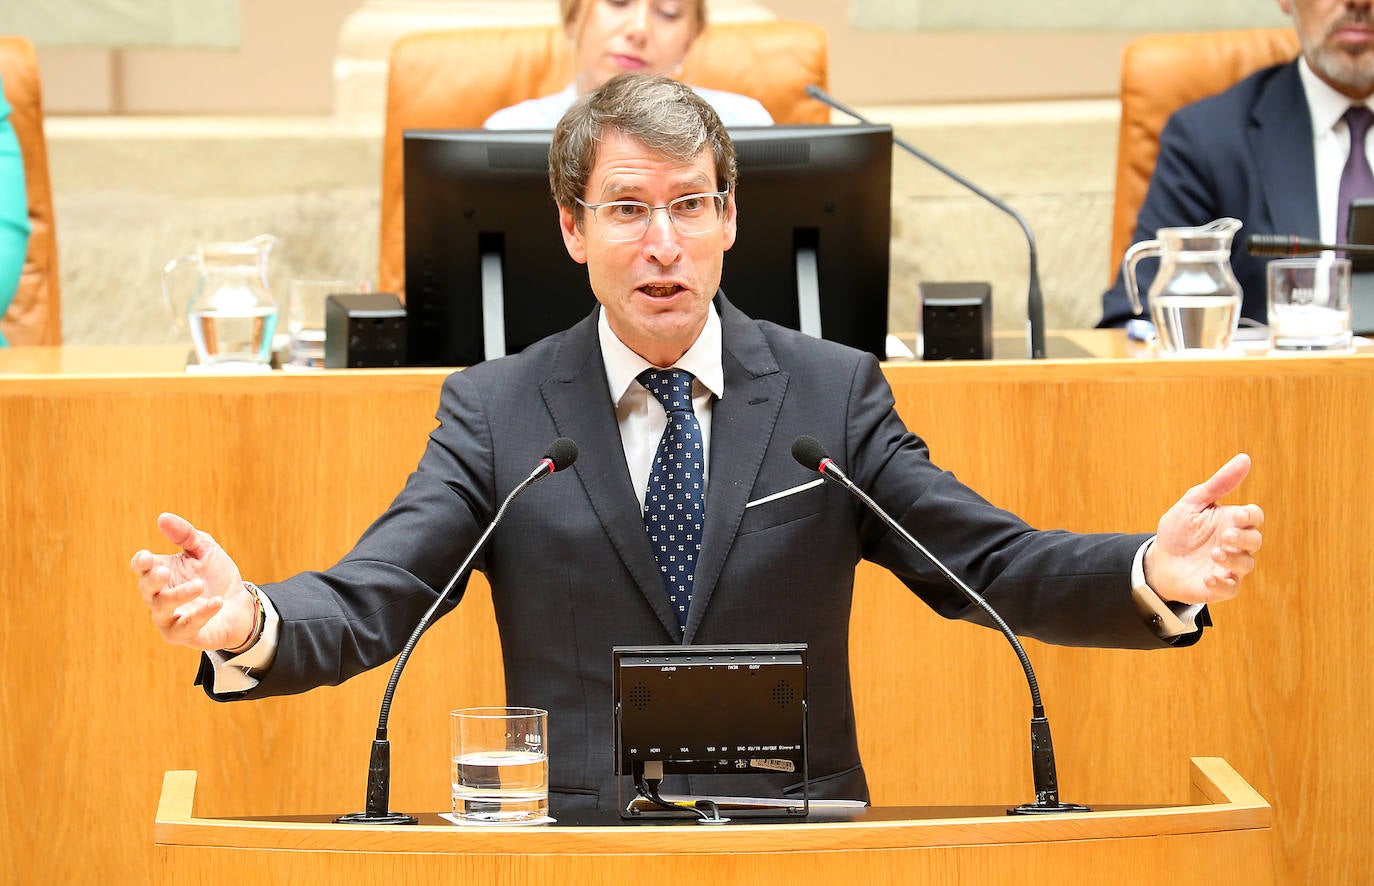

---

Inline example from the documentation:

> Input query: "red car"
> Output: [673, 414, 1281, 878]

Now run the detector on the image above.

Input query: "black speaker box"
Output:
[324, 293, 407, 368]
[919, 281, 993, 360]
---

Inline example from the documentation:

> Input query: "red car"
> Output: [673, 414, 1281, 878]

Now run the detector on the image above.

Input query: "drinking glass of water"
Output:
[287, 279, 370, 368]
[1267, 257, 1352, 353]
[450, 706, 549, 824]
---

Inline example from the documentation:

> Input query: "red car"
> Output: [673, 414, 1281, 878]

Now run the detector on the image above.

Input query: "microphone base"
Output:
[1007, 800, 1092, 816]
[335, 810, 420, 825]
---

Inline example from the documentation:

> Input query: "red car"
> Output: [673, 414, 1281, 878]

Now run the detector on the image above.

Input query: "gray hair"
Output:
[548, 73, 737, 223]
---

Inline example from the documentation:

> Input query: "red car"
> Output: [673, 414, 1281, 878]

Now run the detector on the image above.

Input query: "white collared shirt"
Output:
[1298, 58, 1374, 243]
[598, 304, 724, 509]
[483, 84, 774, 130]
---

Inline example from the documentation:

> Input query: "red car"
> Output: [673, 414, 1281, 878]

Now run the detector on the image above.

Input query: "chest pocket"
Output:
[736, 480, 824, 535]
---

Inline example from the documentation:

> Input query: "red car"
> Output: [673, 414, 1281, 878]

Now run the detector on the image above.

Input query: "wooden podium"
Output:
[154, 757, 1272, 884]
[9, 342, 1365, 883]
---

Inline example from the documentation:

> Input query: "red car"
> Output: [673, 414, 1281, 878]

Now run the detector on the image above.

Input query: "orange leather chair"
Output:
[0, 34, 60, 346]
[379, 20, 830, 298]
[1109, 28, 1300, 283]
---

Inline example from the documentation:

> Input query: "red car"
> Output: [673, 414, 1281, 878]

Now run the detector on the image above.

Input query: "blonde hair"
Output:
[560, 0, 707, 40]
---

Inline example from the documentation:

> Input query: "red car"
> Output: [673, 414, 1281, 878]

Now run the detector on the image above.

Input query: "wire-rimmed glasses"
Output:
[576, 189, 729, 242]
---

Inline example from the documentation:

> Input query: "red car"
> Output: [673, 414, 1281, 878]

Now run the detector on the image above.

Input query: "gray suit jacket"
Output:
[201, 293, 1176, 812]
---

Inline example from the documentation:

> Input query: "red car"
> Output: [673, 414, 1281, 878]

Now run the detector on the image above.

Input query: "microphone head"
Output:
[543, 437, 579, 472]
[1246, 233, 1310, 256]
[791, 435, 830, 472]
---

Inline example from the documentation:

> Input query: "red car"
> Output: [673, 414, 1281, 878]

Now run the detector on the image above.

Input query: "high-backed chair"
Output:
[1109, 28, 1300, 283]
[380, 20, 830, 298]
[0, 34, 60, 346]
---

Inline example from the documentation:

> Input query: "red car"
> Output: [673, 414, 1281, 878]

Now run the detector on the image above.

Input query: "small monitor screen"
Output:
[612, 643, 808, 778]
[612, 642, 809, 819]
[403, 125, 893, 365]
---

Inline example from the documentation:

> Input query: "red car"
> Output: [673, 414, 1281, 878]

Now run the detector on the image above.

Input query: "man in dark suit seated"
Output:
[1101, 0, 1374, 327]
[132, 74, 1265, 813]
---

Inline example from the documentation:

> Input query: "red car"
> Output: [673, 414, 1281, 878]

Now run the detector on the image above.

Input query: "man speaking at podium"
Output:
[131, 74, 1264, 813]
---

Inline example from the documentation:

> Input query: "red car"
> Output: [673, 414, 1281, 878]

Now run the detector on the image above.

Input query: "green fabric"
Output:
[0, 74, 31, 347]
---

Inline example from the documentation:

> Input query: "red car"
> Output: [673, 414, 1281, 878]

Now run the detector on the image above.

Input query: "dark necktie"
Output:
[1337, 105, 1374, 244]
[638, 368, 705, 632]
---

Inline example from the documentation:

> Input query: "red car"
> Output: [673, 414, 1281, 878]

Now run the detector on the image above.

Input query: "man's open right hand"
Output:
[130, 512, 254, 652]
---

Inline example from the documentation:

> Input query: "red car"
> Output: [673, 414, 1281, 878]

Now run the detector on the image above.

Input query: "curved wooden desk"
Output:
[154, 759, 1271, 884]
[0, 339, 1364, 884]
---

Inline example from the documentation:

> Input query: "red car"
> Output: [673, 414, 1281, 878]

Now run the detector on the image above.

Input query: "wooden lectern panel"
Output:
[153, 759, 1272, 885]
[0, 343, 1366, 884]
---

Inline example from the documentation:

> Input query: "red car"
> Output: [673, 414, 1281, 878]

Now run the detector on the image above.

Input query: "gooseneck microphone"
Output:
[806, 85, 1047, 360]
[336, 437, 579, 824]
[1246, 233, 1374, 257]
[790, 435, 1088, 815]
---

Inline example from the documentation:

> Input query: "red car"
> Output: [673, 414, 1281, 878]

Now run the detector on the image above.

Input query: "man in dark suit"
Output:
[133, 74, 1264, 812]
[1101, 0, 1374, 328]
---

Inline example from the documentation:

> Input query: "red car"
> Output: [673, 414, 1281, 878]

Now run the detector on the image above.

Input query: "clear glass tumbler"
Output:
[450, 706, 548, 824]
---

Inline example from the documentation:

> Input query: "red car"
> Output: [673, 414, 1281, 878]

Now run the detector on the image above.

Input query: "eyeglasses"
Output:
[576, 189, 729, 242]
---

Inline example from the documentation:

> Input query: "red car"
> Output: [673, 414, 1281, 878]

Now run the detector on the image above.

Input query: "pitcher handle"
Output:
[1121, 239, 1161, 316]
[161, 254, 198, 329]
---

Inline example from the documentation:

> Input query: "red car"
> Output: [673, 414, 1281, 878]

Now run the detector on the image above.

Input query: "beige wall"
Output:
[36, 0, 362, 114]
[45, 104, 1119, 347]
[28, 0, 1174, 116]
[778, 0, 1137, 105]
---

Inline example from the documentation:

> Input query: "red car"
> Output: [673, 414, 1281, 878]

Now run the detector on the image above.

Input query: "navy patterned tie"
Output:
[638, 369, 705, 632]
[1338, 105, 1374, 244]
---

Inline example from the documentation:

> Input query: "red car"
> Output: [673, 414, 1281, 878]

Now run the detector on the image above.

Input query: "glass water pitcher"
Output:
[1121, 217, 1243, 354]
[162, 234, 280, 367]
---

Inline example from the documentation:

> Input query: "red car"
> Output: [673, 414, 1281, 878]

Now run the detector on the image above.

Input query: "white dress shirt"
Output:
[484, 83, 774, 130]
[1298, 58, 1374, 243]
[599, 304, 724, 507]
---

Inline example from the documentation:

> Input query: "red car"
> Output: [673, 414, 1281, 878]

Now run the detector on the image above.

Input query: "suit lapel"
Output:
[1251, 61, 1320, 237]
[683, 294, 787, 643]
[539, 295, 789, 642]
[539, 311, 682, 638]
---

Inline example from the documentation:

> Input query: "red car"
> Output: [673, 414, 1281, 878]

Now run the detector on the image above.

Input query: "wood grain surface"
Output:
[0, 347, 1362, 884]
[150, 761, 1273, 885]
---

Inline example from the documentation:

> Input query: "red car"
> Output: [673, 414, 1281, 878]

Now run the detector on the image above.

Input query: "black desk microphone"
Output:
[805, 84, 1048, 360]
[1246, 233, 1374, 256]
[791, 435, 1089, 815]
[336, 437, 579, 824]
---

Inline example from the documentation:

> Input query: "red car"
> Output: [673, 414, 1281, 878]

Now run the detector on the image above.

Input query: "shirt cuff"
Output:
[205, 586, 281, 694]
[1131, 537, 1204, 639]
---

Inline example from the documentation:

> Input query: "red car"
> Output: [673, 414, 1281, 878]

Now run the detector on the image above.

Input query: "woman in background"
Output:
[484, 0, 772, 129]
[0, 73, 30, 346]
